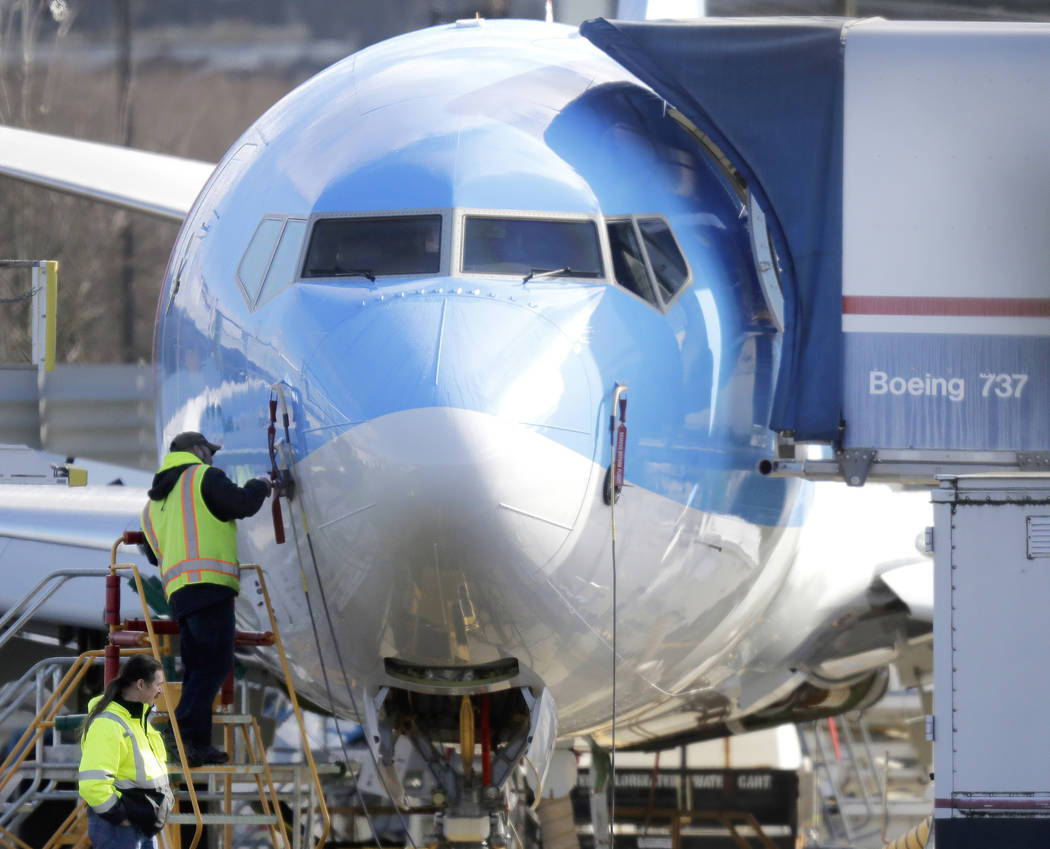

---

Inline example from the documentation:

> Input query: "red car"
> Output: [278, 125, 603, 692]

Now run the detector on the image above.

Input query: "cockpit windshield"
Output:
[462, 216, 602, 278]
[302, 215, 442, 278]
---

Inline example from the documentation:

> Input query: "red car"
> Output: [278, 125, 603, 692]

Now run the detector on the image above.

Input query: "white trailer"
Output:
[932, 476, 1050, 846]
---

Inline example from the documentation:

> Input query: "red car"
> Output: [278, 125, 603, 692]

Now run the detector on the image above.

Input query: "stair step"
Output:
[212, 714, 255, 724]
[173, 791, 286, 802]
[169, 763, 267, 775]
[156, 713, 254, 725]
[167, 813, 278, 826]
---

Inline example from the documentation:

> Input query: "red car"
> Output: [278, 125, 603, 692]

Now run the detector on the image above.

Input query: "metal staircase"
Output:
[800, 716, 884, 847]
[798, 695, 933, 849]
[0, 533, 330, 849]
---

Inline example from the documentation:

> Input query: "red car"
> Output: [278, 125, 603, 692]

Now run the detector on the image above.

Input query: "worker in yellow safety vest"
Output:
[139, 431, 271, 767]
[79, 655, 173, 849]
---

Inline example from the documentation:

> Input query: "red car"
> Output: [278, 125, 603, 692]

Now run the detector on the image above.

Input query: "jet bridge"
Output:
[581, 17, 1050, 486]
[582, 16, 1050, 849]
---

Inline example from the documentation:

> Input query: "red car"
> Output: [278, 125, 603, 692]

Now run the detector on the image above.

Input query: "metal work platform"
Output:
[0, 534, 330, 849]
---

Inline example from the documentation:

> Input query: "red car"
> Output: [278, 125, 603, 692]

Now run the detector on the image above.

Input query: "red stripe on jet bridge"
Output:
[936, 797, 1050, 811]
[842, 296, 1050, 317]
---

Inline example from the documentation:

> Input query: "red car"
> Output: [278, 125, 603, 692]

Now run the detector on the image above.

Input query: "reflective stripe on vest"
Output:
[182, 466, 200, 558]
[163, 559, 240, 589]
[87, 711, 168, 791]
[89, 792, 120, 814]
[141, 504, 160, 564]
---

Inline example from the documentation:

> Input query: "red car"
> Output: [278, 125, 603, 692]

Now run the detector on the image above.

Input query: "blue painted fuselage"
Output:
[154, 20, 807, 742]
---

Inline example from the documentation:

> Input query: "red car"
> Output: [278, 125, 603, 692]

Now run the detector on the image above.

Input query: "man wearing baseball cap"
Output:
[139, 431, 272, 766]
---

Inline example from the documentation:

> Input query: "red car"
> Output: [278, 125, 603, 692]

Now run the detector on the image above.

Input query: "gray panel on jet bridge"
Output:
[841, 22, 1050, 454]
[580, 16, 846, 444]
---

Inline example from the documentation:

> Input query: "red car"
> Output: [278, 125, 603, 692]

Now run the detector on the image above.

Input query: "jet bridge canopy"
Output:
[582, 17, 1050, 484]
[581, 16, 846, 444]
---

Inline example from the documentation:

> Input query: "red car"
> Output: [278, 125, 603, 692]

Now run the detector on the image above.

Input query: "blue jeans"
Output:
[176, 597, 235, 747]
[86, 811, 155, 849]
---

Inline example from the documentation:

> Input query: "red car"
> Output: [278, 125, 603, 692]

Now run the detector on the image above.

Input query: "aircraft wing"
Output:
[0, 125, 214, 221]
[0, 483, 156, 629]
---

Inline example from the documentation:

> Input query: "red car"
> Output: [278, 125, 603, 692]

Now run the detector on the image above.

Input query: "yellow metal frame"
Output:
[0, 539, 330, 849]
[240, 564, 332, 845]
[0, 824, 37, 849]
[43, 260, 57, 372]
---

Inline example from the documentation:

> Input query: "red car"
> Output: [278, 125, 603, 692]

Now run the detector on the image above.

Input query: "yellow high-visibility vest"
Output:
[140, 451, 240, 599]
[78, 696, 170, 816]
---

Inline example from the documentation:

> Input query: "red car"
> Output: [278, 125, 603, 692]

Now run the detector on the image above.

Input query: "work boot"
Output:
[188, 744, 229, 767]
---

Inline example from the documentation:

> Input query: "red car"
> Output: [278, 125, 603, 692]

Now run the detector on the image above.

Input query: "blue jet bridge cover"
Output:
[580, 17, 846, 442]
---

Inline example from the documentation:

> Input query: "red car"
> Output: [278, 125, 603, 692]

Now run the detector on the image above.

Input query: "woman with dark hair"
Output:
[78, 654, 173, 849]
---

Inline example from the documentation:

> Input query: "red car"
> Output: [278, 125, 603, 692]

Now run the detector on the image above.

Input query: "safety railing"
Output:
[800, 715, 884, 847]
[0, 571, 111, 653]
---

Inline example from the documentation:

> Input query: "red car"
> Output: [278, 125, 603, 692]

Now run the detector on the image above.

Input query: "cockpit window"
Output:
[462, 216, 602, 277]
[605, 215, 691, 309]
[637, 217, 689, 301]
[302, 215, 442, 279]
[237, 217, 283, 302]
[237, 217, 307, 309]
[256, 219, 307, 307]
[607, 221, 657, 305]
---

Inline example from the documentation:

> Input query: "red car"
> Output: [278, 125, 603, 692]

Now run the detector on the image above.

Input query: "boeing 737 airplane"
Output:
[0, 17, 933, 842]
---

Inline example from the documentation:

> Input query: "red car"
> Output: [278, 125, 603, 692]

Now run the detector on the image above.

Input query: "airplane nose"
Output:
[297, 289, 599, 601]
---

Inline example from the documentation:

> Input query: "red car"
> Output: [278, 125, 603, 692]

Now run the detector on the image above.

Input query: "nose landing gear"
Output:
[361, 683, 557, 848]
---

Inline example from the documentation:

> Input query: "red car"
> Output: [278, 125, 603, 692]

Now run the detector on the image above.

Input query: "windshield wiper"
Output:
[338, 268, 376, 282]
[522, 266, 572, 283]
